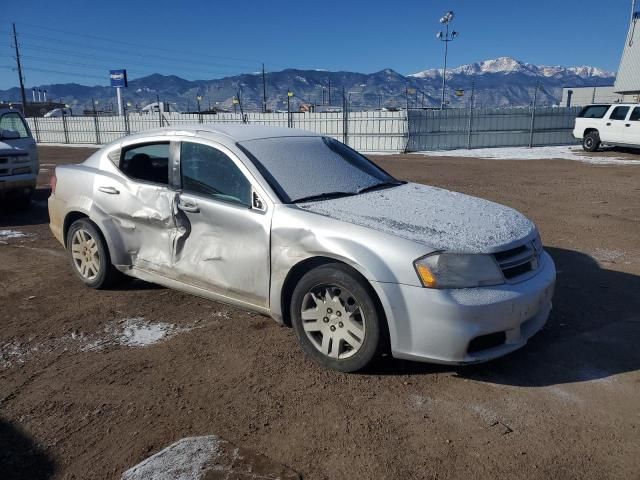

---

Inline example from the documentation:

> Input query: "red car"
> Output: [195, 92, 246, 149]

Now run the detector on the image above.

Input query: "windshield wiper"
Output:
[292, 191, 357, 203]
[357, 181, 405, 194]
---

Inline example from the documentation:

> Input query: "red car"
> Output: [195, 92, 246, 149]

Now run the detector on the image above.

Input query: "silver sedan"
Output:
[48, 125, 556, 372]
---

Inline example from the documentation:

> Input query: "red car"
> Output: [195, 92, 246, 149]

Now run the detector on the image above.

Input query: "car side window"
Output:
[609, 106, 630, 121]
[0, 113, 30, 138]
[629, 107, 640, 122]
[180, 142, 251, 207]
[577, 105, 609, 118]
[120, 143, 170, 185]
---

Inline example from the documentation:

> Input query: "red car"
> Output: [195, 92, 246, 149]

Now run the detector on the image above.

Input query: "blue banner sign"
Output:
[109, 69, 128, 88]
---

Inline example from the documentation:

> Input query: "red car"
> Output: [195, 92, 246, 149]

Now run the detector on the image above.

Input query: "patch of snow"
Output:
[415, 146, 640, 165]
[121, 436, 221, 480]
[0, 229, 29, 239]
[116, 317, 177, 347]
[299, 182, 535, 253]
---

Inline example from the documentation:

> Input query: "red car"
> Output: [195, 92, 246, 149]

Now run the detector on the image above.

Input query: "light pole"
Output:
[196, 95, 202, 123]
[436, 10, 459, 110]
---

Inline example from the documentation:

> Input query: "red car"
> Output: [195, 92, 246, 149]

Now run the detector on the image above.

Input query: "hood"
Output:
[0, 141, 28, 157]
[297, 183, 536, 253]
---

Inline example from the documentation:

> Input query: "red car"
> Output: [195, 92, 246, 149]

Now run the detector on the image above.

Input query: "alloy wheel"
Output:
[300, 285, 366, 359]
[70, 229, 100, 281]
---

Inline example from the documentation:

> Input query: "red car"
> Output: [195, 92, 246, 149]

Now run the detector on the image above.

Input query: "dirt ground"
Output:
[1, 146, 639, 480]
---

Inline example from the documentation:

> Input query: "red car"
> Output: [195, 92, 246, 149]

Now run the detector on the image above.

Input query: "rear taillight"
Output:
[50, 169, 57, 194]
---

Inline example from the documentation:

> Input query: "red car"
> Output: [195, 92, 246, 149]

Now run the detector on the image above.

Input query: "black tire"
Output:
[66, 218, 123, 289]
[290, 263, 383, 372]
[15, 190, 33, 210]
[582, 131, 600, 152]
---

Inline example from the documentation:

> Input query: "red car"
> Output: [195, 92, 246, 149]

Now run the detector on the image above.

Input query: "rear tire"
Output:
[582, 131, 600, 152]
[13, 190, 33, 211]
[66, 218, 123, 289]
[290, 263, 382, 372]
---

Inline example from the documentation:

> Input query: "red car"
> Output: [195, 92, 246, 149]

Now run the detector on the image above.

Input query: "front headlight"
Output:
[414, 252, 504, 289]
[13, 154, 30, 164]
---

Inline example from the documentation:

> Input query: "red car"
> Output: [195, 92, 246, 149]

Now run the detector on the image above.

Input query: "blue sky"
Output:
[0, 0, 633, 89]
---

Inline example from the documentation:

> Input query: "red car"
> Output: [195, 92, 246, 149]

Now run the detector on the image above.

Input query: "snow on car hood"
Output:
[297, 182, 536, 253]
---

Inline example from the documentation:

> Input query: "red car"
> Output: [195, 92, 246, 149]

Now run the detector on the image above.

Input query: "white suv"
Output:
[573, 103, 640, 152]
[0, 109, 39, 208]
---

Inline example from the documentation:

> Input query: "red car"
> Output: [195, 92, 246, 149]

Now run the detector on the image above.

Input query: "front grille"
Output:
[493, 240, 540, 280]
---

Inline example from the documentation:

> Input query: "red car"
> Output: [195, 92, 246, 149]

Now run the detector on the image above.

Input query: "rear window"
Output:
[609, 106, 630, 121]
[577, 105, 610, 119]
[629, 107, 640, 122]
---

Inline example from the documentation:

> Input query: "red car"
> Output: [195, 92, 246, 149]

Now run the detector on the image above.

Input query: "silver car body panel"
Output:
[49, 125, 555, 364]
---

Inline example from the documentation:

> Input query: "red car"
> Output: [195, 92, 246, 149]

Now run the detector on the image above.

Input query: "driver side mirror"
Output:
[0, 129, 21, 141]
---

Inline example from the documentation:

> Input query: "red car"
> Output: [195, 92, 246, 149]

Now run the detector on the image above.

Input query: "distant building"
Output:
[614, 4, 640, 97]
[563, 4, 640, 107]
[561, 86, 623, 107]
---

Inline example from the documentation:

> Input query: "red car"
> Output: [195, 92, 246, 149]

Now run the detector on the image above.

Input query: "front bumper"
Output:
[0, 173, 37, 197]
[374, 251, 556, 364]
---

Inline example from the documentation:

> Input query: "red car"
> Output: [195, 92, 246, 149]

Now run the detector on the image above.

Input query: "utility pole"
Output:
[262, 63, 267, 113]
[328, 79, 332, 105]
[12, 23, 27, 114]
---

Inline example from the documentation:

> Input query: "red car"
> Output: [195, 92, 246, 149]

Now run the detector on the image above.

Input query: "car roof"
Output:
[125, 124, 322, 143]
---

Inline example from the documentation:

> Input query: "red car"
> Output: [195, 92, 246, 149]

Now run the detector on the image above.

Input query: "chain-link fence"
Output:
[26, 110, 408, 153]
[25, 106, 581, 153]
[405, 106, 581, 151]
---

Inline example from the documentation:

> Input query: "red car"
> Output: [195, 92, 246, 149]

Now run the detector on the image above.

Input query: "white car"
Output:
[0, 108, 39, 208]
[573, 103, 640, 151]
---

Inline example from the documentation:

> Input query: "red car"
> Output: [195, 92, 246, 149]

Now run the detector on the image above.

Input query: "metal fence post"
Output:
[124, 110, 131, 135]
[94, 115, 101, 144]
[62, 114, 69, 144]
[528, 83, 539, 148]
[466, 79, 475, 149]
[32, 116, 40, 143]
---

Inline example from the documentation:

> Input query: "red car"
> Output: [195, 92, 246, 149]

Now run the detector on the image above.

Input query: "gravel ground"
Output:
[1, 146, 639, 480]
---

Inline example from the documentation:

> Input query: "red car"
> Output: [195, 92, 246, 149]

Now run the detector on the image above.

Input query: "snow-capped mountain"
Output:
[410, 56, 614, 79]
[0, 57, 615, 111]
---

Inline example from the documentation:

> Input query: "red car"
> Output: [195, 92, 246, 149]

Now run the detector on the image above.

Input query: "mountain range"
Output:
[0, 57, 615, 112]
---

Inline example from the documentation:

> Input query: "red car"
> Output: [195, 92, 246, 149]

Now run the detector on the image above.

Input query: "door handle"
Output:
[625, 124, 631, 127]
[177, 201, 199, 213]
[98, 186, 119, 194]
[606, 122, 611, 126]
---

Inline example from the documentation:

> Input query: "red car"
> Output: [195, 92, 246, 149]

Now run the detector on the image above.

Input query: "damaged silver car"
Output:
[49, 126, 555, 372]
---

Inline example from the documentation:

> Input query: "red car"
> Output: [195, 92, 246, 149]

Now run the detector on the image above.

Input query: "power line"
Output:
[18, 22, 266, 65]
[20, 44, 256, 76]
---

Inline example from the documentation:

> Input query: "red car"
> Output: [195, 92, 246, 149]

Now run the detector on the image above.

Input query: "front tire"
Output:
[582, 131, 600, 152]
[66, 219, 122, 289]
[290, 263, 382, 372]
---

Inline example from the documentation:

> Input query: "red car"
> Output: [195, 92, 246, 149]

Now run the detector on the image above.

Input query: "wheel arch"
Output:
[63, 210, 90, 248]
[279, 256, 391, 351]
[583, 128, 599, 137]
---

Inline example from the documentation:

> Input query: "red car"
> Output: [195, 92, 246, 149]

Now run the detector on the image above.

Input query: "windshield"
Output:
[237, 136, 399, 203]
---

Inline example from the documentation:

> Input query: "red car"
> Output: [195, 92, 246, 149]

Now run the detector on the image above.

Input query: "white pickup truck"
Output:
[573, 103, 640, 152]
[0, 109, 39, 208]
